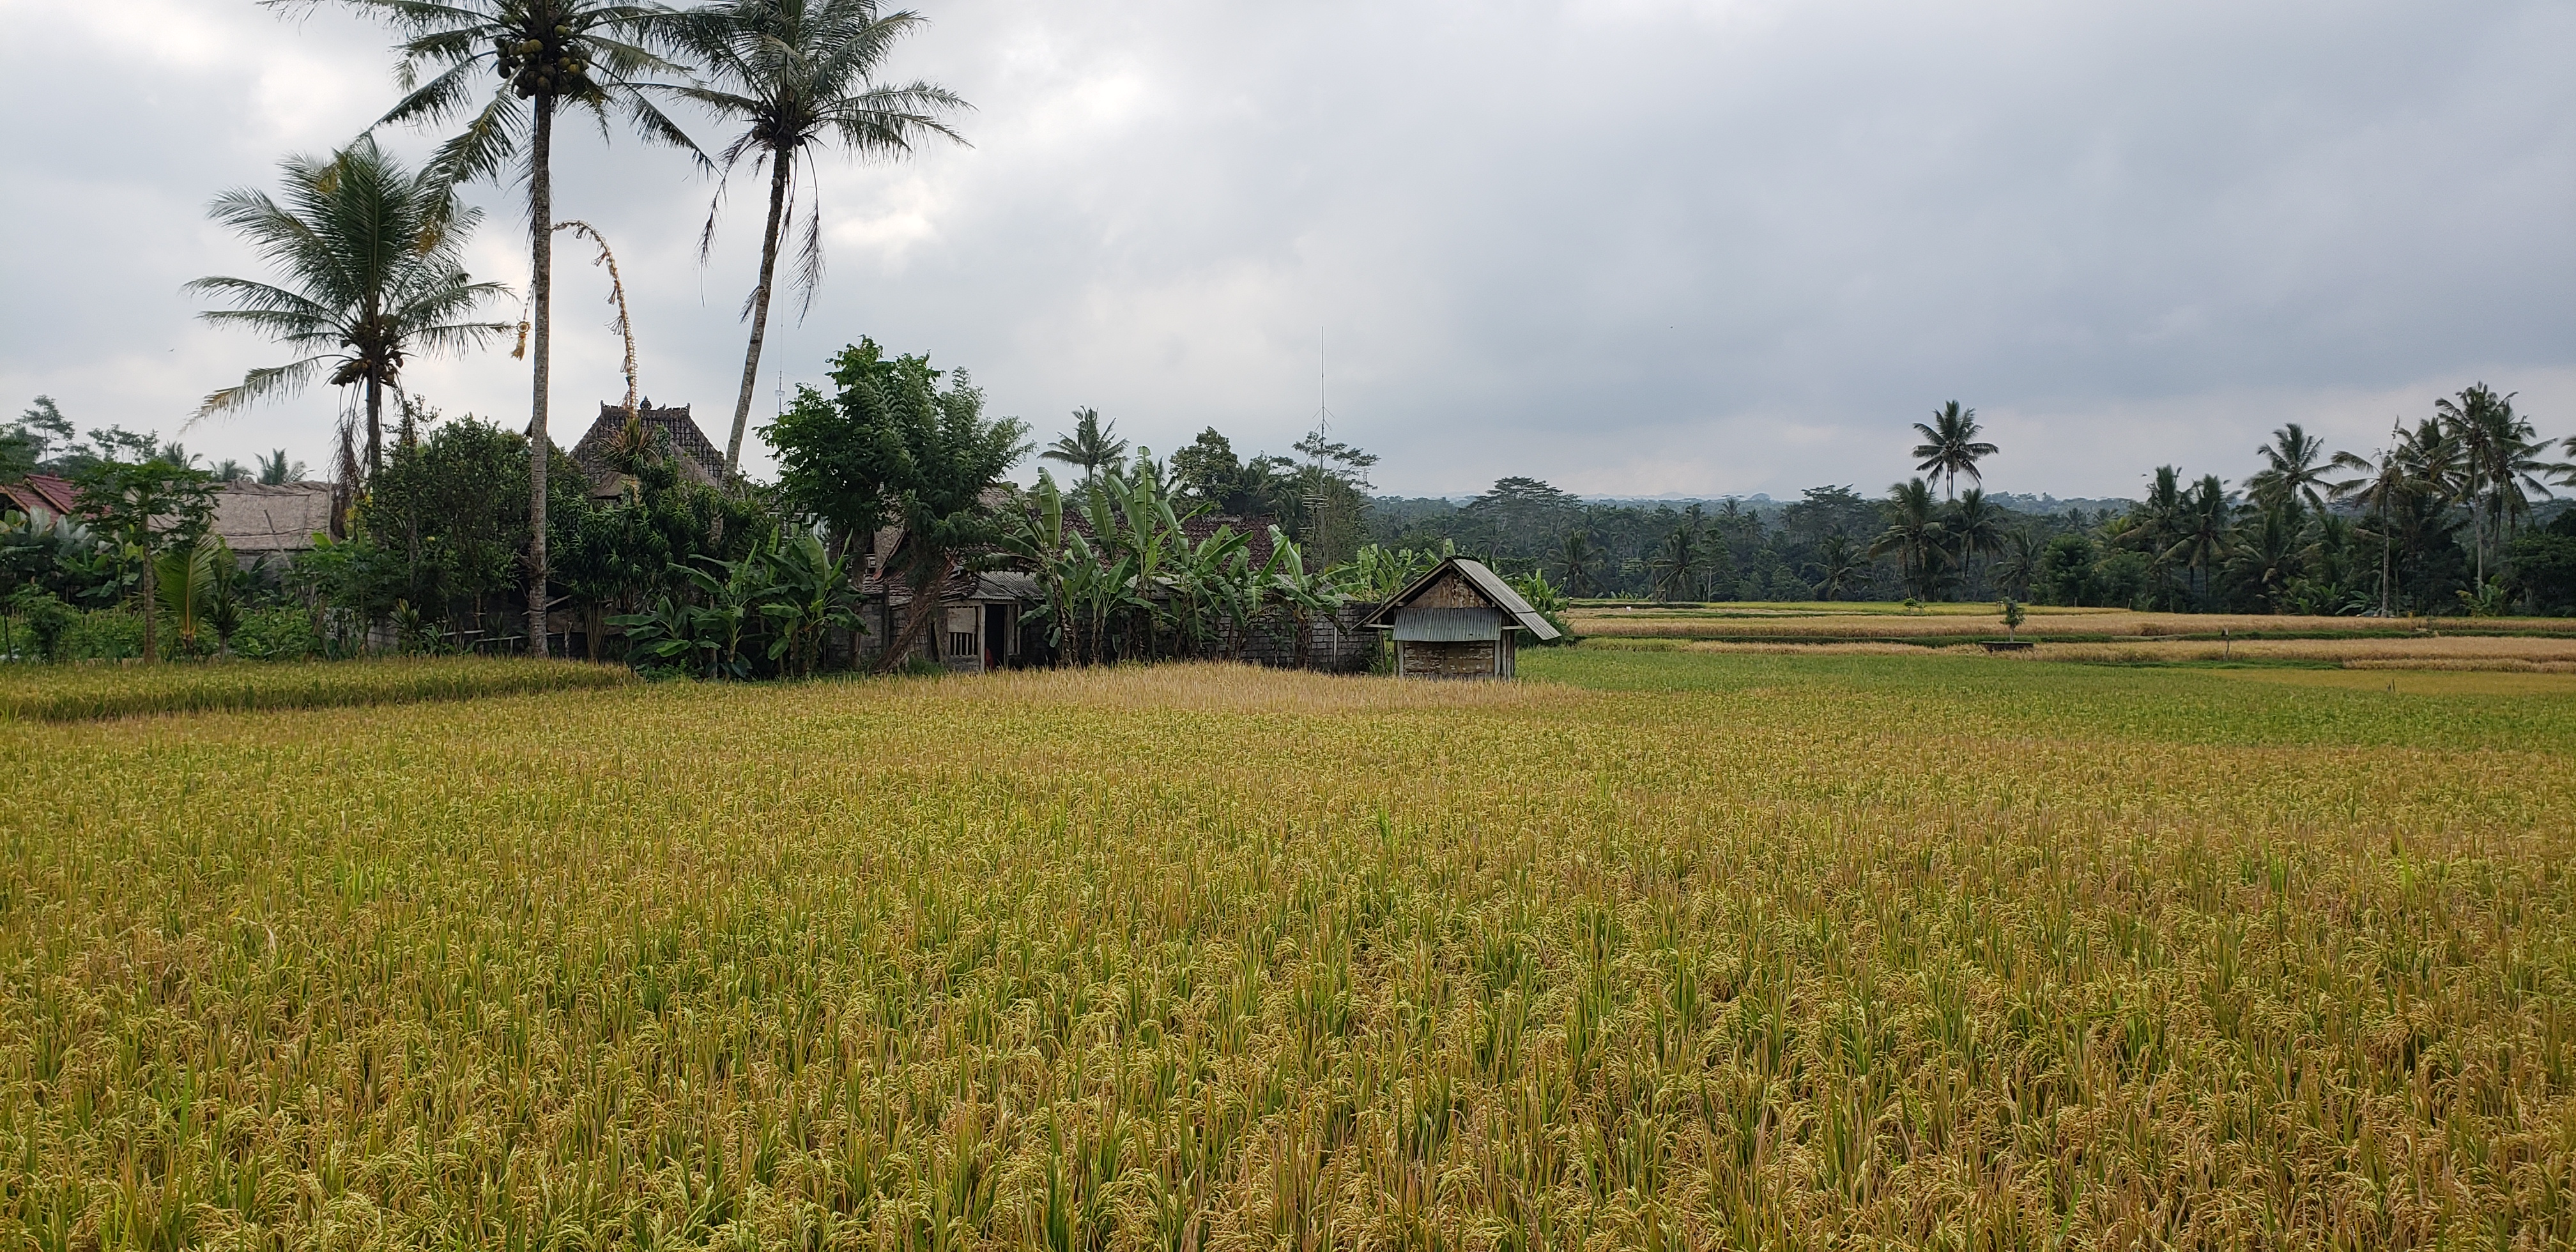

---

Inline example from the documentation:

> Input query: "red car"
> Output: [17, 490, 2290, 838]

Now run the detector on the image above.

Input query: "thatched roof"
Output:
[569, 401, 724, 494]
[211, 482, 335, 554]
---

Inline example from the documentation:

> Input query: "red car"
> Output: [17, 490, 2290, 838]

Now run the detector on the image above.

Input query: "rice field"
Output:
[1618, 634, 2576, 671]
[1569, 603, 2576, 643]
[4, 652, 2573, 1249]
[0, 657, 628, 722]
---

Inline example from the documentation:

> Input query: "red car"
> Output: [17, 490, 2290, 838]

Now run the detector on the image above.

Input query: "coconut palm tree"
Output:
[2163, 475, 2234, 607]
[2117, 466, 2189, 606]
[1910, 401, 1998, 500]
[1650, 521, 1709, 602]
[2224, 501, 2304, 613]
[1945, 487, 2004, 596]
[255, 450, 308, 485]
[2437, 384, 2553, 586]
[2246, 422, 2331, 514]
[657, 0, 970, 480]
[313, 0, 706, 656]
[1039, 408, 1128, 484]
[188, 137, 512, 480]
[2331, 423, 2435, 616]
[1804, 531, 1864, 601]
[1550, 528, 1600, 596]
[1988, 526, 2039, 602]
[1870, 478, 1949, 600]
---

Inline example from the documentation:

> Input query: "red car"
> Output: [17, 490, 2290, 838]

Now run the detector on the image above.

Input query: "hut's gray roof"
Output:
[1360, 556, 1561, 640]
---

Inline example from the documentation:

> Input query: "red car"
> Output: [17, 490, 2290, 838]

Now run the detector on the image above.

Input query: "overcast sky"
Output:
[3, 0, 2570, 500]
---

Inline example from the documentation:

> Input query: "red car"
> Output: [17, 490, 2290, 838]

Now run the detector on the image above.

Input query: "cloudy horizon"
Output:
[3, 0, 2569, 501]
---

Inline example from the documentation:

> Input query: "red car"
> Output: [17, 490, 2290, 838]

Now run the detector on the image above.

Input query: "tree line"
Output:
[1379, 393, 2576, 616]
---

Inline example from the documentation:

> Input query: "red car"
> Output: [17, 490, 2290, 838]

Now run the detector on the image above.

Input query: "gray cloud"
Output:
[2, 0, 2568, 498]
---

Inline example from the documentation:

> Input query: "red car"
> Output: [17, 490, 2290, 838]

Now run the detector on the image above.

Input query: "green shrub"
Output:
[229, 607, 318, 660]
[58, 610, 146, 661]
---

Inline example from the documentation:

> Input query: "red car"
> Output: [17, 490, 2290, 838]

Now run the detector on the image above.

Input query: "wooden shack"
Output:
[1358, 556, 1561, 678]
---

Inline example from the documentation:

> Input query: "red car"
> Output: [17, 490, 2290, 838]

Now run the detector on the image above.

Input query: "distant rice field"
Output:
[3, 653, 2570, 1248]
[1571, 602, 2576, 642]
[1631, 634, 2576, 671]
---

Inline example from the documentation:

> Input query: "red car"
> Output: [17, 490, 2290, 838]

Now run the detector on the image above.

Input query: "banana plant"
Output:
[758, 530, 860, 677]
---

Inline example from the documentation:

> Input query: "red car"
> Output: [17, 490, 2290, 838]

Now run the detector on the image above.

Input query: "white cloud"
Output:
[1, 0, 2569, 499]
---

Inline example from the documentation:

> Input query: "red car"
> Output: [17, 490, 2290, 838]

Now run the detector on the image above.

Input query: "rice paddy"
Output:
[1568, 602, 2576, 643]
[0, 657, 629, 722]
[4, 652, 2572, 1249]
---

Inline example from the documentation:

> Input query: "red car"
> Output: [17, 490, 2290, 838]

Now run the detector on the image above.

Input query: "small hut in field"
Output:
[1359, 556, 1560, 678]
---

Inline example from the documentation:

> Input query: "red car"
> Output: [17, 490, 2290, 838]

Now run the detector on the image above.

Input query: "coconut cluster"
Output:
[493, 24, 587, 99]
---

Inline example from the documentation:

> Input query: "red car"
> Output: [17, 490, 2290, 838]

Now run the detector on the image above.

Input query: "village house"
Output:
[0, 474, 80, 526]
[1359, 555, 1560, 678]
[858, 494, 1376, 673]
[568, 401, 725, 499]
[210, 482, 337, 564]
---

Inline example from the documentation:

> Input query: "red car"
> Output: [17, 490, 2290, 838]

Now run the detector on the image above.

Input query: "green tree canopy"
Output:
[767, 339, 1029, 668]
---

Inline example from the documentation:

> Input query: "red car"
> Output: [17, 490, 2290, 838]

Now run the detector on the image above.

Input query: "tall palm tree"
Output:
[1945, 487, 2004, 596]
[1870, 478, 1949, 599]
[2223, 501, 2304, 613]
[188, 138, 511, 480]
[2330, 422, 2442, 616]
[314, 0, 706, 656]
[2246, 422, 2330, 514]
[658, 0, 970, 480]
[1804, 530, 1863, 601]
[1988, 526, 2039, 602]
[2163, 475, 2234, 607]
[1910, 401, 1999, 500]
[1650, 523, 1709, 602]
[1039, 408, 1128, 484]
[2118, 466, 2189, 606]
[2438, 384, 2552, 586]
[1550, 528, 1600, 596]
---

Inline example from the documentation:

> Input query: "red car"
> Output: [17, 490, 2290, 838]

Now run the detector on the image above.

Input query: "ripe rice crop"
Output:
[3, 653, 2572, 1249]
[0, 657, 628, 722]
[1969, 636, 2576, 668]
[1570, 606, 2576, 642]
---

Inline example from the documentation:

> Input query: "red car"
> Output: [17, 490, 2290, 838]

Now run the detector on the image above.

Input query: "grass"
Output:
[3, 653, 2571, 1248]
[0, 656, 630, 722]
[1569, 601, 2576, 643]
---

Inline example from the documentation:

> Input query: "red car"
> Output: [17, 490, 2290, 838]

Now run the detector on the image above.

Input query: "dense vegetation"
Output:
[1374, 397, 2576, 617]
[4, 654, 2568, 1248]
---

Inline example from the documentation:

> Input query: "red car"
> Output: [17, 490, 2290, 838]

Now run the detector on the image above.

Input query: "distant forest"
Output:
[1330, 390, 2576, 615]
[1368, 482, 2123, 602]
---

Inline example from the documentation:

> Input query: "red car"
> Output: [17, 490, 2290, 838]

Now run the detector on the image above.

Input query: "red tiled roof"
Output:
[1, 474, 80, 519]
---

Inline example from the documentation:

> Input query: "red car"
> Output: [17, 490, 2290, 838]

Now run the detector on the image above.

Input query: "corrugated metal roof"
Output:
[1393, 606, 1503, 641]
[1360, 556, 1562, 641]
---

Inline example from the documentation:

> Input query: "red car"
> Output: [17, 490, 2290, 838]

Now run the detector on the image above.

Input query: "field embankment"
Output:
[0, 655, 629, 722]
[2, 654, 2570, 1247]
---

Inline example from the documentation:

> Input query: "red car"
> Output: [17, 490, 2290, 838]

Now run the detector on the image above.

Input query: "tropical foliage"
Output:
[659, 0, 970, 476]
[188, 137, 512, 477]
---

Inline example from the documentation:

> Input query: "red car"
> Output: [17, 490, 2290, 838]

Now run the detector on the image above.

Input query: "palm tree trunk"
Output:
[140, 551, 158, 664]
[725, 151, 793, 480]
[526, 94, 555, 659]
[365, 374, 384, 483]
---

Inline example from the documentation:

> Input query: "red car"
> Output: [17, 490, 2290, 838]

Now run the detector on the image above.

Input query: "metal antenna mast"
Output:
[1312, 325, 1335, 448]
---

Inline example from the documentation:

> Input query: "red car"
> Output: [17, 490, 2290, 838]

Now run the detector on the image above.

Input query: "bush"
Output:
[57, 609, 146, 661]
[229, 607, 319, 660]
